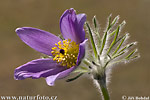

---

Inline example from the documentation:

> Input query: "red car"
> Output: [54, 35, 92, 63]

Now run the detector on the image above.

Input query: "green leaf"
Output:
[100, 15, 119, 55]
[110, 59, 124, 65]
[66, 73, 84, 82]
[107, 26, 120, 54]
[109, 20, 126, 37]
[112, 34, 127, 56]
[92, 16, 101, 49]
[112, 51, 125, 59]
[93, 16, 98, 29]
[118, 42, 136, 54]
[83, 59, 92, 66]
[110, 15, 119, 28]
[74, 66, 89, 73]
[106, 14, 112, 31]
[109, 29, 117, 37]
[125, 49, 137, 59]
[128, 42, 137, 48]
[111, 53, 139, 65]
[100, 31, 107, 55]
[80, 66, 89, 70]
[127, 54, 140, 60]
[99, 15, 114, 55]
[93, 16, 101, 48]
[73, 69, 89, 73]
[119, 20, 126, 28]
[86, 22, 98, 58]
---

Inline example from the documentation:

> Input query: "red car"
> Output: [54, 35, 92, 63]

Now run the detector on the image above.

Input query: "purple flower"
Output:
[14, 8, 87, 86]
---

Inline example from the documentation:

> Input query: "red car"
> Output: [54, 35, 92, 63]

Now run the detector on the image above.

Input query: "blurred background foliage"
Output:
[0, 0, 149, 100]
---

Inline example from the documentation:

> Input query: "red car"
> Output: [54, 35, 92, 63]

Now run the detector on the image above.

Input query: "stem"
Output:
[97, 79, 110, 100]
[94, 72, 110, 100]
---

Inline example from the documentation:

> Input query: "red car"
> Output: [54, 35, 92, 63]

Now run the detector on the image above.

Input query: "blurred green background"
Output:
[0, 0, 149, 100]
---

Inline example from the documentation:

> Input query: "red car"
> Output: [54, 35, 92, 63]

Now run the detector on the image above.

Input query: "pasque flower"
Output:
[14, 8, 87, 86]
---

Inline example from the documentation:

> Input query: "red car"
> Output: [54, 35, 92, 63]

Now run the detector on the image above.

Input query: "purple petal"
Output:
[60, 8, 86, 44]
[16, 27, 61, 56]
[46, 66, 76, 86]
[77, 39, 88, 65]
[14, 58, 67, 80]
[76, 14, 87, 31]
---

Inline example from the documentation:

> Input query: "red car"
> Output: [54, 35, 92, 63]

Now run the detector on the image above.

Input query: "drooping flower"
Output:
[14, 8, 87, 86]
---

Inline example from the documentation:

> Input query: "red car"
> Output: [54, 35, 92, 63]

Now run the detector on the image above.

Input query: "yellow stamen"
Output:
[51, 39, 79, 68]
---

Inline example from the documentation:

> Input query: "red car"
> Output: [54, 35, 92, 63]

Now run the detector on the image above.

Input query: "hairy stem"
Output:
[94, 72, 110, 100]
[97, 79, 110, 100]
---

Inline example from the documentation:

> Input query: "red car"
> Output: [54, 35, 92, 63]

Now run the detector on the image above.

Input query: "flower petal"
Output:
[76, 14, 87, 30]
[16, 27, 61, 56]
[60, 8, 86, 44]
[14, 58, 67, 80]
[46, 66, 76, 86]
[77, 39, 88, 65]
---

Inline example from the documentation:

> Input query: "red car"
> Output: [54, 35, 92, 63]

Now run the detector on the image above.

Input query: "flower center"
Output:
[51, 39, 79, 68]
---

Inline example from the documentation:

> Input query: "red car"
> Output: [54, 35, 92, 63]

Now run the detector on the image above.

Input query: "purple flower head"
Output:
[14, 8, 87, 86]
